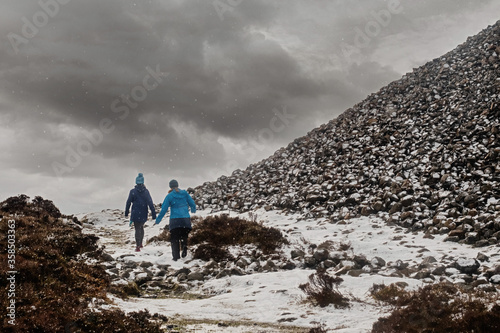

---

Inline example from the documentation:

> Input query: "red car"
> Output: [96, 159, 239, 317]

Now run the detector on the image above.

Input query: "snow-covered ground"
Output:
[79, 209, 500, 332]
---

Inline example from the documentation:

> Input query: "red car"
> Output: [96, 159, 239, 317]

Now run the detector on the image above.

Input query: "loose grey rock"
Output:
[411, 269, 432, 280]
[353, 255, 370, 267]
[280, 261, 297, 270]
[290, 249, 305, 259]
[303, 256, 317, 268]
[371, 257, 386, 267]
[174, 268, 191, 277]
[313, 249, 329, 262]
[101, 253, 115, 262]
[187, 272, 205, 281]
[135, 272, 153, 285]
[431, 266, 446, 275]
[490, 275, 500, 284]
[421, 256, 438, 267]
[177, 273, 188, 282]
[236, 258, 249, 268]
[140, 261, 154, 268]
[454, 258, 480, 275]
[262, 260, 278, 272]
[392, 260, 409, 270]
[476, 252, 489, 262]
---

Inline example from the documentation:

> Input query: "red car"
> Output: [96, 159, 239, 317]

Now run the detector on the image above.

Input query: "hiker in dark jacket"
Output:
[155, 179, 196, 261]
[125, 173, 156, 252]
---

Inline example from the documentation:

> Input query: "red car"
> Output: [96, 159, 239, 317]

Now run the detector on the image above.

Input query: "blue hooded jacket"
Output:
[156, 189, 196, 229]
[125, 184, 156, 223]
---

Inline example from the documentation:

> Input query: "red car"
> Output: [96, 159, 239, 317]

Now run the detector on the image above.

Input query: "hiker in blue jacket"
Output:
[125, 173, 156, 252]
[155, 179, 196, 261]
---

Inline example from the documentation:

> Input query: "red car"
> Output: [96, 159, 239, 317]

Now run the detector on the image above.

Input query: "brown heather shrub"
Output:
[147, 216, 202, 244]
[299, 269, 350, 309]
[1, 194, 61, 219]
[0, 195, 166, 332]
[147, 228, 171, 244]
[371, 283, 500, 333]
[149, 215, 288, 262]
[189, 214, 288, 255]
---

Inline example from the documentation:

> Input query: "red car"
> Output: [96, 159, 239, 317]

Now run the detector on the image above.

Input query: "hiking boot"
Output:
[135, 247, 141, 252]
[181, 246, 187, 258]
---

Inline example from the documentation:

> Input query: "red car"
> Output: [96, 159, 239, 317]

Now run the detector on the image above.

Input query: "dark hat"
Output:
[169, 179, 179, 188]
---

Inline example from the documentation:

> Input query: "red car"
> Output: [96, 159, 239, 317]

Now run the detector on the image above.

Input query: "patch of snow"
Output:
[79, 208, 500, 332]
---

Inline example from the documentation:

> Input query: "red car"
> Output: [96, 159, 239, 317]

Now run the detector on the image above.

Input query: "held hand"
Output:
[129, 221, 133, 227]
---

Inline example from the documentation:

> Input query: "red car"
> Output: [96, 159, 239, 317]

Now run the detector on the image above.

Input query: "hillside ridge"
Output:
[194, 20, 500, 247]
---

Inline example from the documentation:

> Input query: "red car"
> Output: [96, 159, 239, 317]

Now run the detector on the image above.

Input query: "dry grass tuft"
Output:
[369, 282, 410, 306]
[299, 269, 350, 309]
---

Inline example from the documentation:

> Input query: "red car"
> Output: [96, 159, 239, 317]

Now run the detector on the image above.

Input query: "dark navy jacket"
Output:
[125, 184, 156, 223]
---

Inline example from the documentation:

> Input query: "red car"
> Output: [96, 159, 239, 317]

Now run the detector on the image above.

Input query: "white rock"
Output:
[445, 268, 460, 276]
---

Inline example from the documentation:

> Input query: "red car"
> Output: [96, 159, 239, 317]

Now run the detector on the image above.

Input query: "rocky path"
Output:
[79, 208, 500, 332]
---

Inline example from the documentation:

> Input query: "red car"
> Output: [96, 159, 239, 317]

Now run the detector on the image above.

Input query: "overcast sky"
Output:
[1, 0, 499, 214]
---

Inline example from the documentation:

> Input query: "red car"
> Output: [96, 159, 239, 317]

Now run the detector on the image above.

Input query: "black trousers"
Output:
[134, 221, 145, 247]
[170, 227, 190, 260]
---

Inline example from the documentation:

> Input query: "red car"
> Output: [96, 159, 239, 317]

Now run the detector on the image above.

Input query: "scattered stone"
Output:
[304, 256, 316, 268]
[421, 256, 437, 266]
[444, 236, 460, 243]
[187, 272, 205, 281]
[174, 268, 191, 277]
[100, 253, 114, 262]
[476, 252, 489, 262]
[353, 255, 370, 267]
[140, 261, 154, 268]
[455, 258, 480, 275]
[262, 260, 278, 272]
[392, 260, 409, 270]
[431, 266, 446, 275]
[280, 261, 297, 270]
[135, 272, 152, 285]
[347, 269, 364, 277]
[490, 275, 500, 284]
[236, 258, 249, 268]
[313, 249, 329, 262]
[371, 257, 386, 267]
[290, 249, 305, 259]
[411, 270, 431, 280]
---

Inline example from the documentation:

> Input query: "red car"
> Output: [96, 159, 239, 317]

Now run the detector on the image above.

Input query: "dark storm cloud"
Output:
[0, 0, 354, 178]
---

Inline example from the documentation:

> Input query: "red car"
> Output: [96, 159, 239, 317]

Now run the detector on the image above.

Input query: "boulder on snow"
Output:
[454, 258, 480, 275]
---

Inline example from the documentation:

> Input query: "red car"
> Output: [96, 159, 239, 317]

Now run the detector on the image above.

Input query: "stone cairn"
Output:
[194, 21, 500, 248]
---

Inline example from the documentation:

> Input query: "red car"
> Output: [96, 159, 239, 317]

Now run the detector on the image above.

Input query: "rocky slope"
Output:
[194, 21, 500, 247]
